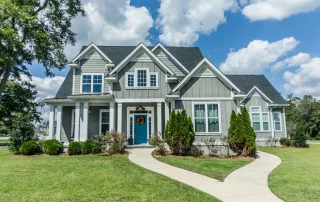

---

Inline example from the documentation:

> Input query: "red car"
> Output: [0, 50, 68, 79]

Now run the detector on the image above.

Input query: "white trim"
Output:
[242, 86, 273, 104]
[151, 43, 189, 74]
[172, 58, 241, 93]
[80, 73, 104, 94]
[115, 98, 165, 103]
[135, 68, 149, 87]
[269, 104, 290, 107]
[125, 72, 135, 88]
[272, 111, 282, 132]
[165, 102, 170, 124]
[262, 112, 270, 131]
[44, 99, 74, 104]
[72, 68, 75, 95]
[71, 43, 112, 63]
[109, 102, 115, 131]
[192, 102, 222, 134]
[109, 43, 174, 75]
[179, 97, 233, 101]
[157, 102, 162, 134]
[117, 103, 123, 132]
[149, 72, 159, 88]
[99, 109, 110, 135]
[249, 106, 271, 132]
[127, 106, 154, 144]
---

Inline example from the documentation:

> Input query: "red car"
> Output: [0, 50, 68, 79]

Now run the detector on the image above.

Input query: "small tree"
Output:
[293, 124, 309, 148]
[164, 110, 176, 152]
[229, 112, 246, 155]
[241, 107, 256, 156]
[228, 110, 237, 151]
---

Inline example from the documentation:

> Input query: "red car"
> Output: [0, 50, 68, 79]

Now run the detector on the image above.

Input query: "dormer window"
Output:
[126, 68, 158, 88]
[81, 73, 104, 93]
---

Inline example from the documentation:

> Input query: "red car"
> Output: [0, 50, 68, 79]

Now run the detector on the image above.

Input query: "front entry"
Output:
[134, 115, 147, 144]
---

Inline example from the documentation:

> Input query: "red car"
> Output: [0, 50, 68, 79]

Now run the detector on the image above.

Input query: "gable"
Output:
[194, 65, 216, 77]
[154, 48, 185, 77]
[131, 51, 152, 62]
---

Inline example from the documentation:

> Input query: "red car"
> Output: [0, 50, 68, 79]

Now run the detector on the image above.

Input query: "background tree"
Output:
[0, 0, 85, 93]
[293, 124, 309, 148]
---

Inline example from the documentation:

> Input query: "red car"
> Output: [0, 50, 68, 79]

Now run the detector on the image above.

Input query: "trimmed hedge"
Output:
[20, 140, 41, 155]
[68, 142, 82, 155]
[43, 140, 63, 155]
[82, 139, 93, 154]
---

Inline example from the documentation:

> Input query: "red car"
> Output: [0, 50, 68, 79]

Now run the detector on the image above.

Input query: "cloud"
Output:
[242, 0, 320, 21]
[65, 0, 154, 60]
[284, 58, 320, 97]
[271, 52, 312, 71]
[21, 75, 65, 121]
[219, 37, 299, 74]
[156, 0, 238, 46]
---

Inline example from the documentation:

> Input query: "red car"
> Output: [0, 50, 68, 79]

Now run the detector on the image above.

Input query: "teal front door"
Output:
[134, 115, 147, 144]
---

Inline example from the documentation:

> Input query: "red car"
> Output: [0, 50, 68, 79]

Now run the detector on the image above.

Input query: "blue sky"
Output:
[28, 0, 320, 107]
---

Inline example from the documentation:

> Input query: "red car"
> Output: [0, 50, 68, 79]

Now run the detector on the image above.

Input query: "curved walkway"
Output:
[128, 149, 282, 202]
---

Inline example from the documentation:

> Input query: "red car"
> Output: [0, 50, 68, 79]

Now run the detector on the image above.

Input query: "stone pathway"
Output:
[128, 148, 283, 202]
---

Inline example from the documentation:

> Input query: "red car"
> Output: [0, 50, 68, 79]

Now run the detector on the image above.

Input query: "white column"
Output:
[165, 102, 170, 123]
[171, 100, 175, 111]
[283, 108, 288, 138]
[74, 102, 81, 141]
[157, 102, 162, 133]
[236, 100, 241, 114]
[270, 107, 275, 138]
[55, 105, 63, 141]
[48, 105, 55, 139]
[109, 102, 115, 131]
[80, 102, 89, 141]
[117, 103, 122, 132]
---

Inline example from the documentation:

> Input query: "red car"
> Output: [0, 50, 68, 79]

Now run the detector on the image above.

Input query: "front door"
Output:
[134, 115, 147, 144]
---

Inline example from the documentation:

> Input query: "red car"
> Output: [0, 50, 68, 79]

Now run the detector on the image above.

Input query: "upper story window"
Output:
[126, 68, 158, 88]
[81, 74, 103, 93]
[250, 106, 270, 131]
[193, 103, 220, 133]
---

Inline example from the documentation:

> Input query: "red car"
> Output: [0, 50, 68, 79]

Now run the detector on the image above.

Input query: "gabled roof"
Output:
[55, 69, 73, 99]
[226, 75, 286, 104]
[172, 58, 242, 93]
[242, 86, 273, 103]
[71, 43, 113, 63]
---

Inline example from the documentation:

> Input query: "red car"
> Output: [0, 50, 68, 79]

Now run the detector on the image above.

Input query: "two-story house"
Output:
[44, 43, 288, 145]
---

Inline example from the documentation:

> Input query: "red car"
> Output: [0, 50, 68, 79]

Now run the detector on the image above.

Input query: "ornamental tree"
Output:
[241, 107, 256, 156]
[0, 0, 85, 93]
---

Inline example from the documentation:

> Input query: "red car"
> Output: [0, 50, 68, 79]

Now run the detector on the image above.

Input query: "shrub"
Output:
[265, 137, 279, 147]
[68, 142, 82, 155]
[293, 125, 309, 148]
[149, 133, 167, 156]
[91, 134, 104, 154]
[43, 139, 63, 155]
[241, 107, 256, 156]
[20, 140, 40, 155]
[104, 131, 126, 154]
[280, 138, 292, 147]
[189, 143, 204, 157]
[164, 109, 195, 155]
[202, 137, 217, 156]
[82, 139, 94, 154]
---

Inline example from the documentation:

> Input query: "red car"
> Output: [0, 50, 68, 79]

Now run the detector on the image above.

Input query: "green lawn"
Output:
[156, 156, 252, 181]
[307, 140, 320, 144]
[0, 147, 218, 202]
[0, 139, 9, 143]
[259, 145, 320, 202]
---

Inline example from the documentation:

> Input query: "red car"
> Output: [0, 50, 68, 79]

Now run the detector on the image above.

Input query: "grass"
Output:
[307, 140, 320, 144]
[259, 145, 320, 202]
[0, 147, 218, 202]
[156, 155, 252, 181]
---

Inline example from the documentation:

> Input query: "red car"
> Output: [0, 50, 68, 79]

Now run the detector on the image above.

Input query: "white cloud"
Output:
[219, 37, 299, 74]
[271, 52, 312, 71]
[242, 0, 320, 21]
[21, 75, 65, 121]
[156, 0, 238, 46]
[65, 0, 154, 59]
[284, 58, 320, 97]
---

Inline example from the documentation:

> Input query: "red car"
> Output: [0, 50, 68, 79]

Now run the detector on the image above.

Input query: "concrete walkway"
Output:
[128, 149, 283, 202]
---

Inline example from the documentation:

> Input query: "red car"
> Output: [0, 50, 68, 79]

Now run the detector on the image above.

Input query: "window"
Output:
[250, 106, 270, 131]
[126, 68, 158, 88]
[81, 74, 103, 93]
[262, 112, 269, 131]
[137, 70, 147, 86]
[194, 103, 220, 133]
[100, 110, 109, 134]
[273, 112, 282, 131]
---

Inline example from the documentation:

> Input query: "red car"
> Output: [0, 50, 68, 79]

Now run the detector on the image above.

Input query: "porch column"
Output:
[283, 108, 288, 138]
[74, 102, 80, 141]
[171, 100, 175, 111]
[270, 107, 275, 138]
[55, 105, 63, 141]
[157, 102, 162, 134]
[165, 102, 170, 124]
[109, 102, 115, 131]
[236, 100, 241, 114]
[117, 103, 122, 132]
[80, 102, 89, 141]
[48, 105, 55, 139]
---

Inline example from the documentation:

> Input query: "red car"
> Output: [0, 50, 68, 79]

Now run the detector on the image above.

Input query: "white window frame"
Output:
[80, 73, 104, 94]
[272, 112, 282, 131]
[125, 68, 158, 89]
[99, 109, 110, 135]
[250, 106, 270, 132]
[192, 102, 221, 134]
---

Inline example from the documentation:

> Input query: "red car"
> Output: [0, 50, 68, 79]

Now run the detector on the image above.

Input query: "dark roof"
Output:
[55, 68, 73, 99]
[79, 45, 204, 71]
[226, 75, 286, 104]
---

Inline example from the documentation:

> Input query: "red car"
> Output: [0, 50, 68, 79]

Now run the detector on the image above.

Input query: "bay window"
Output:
[81, 74, 103, 93]
[193, 103, 220, 133]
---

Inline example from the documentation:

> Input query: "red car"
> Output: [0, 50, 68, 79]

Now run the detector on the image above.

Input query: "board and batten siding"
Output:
[180, 77, 231, 98]
[74, 51, 109, 94]
[113, 61, 172, 99]
[61, 106, 74, 143]
[154, 48, 185, 77]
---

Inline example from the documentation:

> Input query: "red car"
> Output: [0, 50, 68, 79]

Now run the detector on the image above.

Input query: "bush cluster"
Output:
[280, 138, 292, 147]
[81, 139, 94, 154]
[43, 139, 63, 155]
[149, 133, 166, 156]
[228, 107, 256, 156]
[68, 142, 82, 155]
[164, 109, 195, 155]
[20, 140, 41, 155]
[293, 124, 309, 148]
